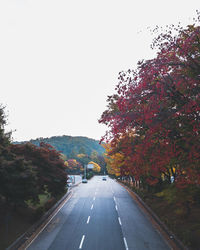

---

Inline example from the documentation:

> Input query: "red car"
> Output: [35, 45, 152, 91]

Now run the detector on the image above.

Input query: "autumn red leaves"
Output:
[99, 21, 200, 189]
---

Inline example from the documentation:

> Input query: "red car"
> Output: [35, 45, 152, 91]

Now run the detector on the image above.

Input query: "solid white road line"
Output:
[79, 235, 85, 249]
[113, 196, 116, 202]
[25, 191, 73, 249]
[93, 197, 96, 201]
[91, 204, 94, 210]
[87, 216, 90, 224]
[118, 217, 122, 226]
[115, 205, 118, 211]
[123, 237, 129, 250]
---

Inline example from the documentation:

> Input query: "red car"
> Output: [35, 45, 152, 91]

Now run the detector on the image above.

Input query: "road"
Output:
[26, 176, 171, 250]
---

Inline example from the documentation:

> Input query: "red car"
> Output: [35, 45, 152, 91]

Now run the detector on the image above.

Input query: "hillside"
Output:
[14, 135, 105, 157]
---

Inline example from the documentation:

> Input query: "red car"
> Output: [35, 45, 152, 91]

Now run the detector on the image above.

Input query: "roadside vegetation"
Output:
[100, 12, 200, 249]
[64, 149, 106, 176]
[0, 107, 68, 249]
[0, 105, 106, 249]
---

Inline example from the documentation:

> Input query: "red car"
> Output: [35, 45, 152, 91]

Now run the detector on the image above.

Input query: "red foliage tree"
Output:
[10, 142, 67, 197]
[99, 20, 200, 188]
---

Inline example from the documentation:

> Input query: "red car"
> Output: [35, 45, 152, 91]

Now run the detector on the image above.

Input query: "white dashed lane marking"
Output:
[87, 216, 90, 224]
[79, 235, 85, 249]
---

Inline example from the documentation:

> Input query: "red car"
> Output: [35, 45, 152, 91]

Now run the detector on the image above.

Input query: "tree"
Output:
[65, 159, 82, 174]
[79, 146, 86, 154]
[91, 150, 106, 174]
[77, 153, 90, 168]
[99, 18, 200, 189]
[10, 142, 67, 198]
[60, 153, 67, 161]
[0, 154, 38, 206]
[0, 105, 38, 206]
[0, 105, 10, 146]
[103, 143, 123, 177]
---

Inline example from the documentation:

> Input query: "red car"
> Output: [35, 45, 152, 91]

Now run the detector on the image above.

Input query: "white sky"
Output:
[0, 0, 199, 141]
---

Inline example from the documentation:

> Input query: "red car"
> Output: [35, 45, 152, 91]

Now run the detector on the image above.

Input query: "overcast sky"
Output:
[0, 0, 199, 142]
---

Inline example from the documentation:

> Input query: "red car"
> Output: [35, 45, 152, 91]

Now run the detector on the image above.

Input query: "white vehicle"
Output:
[82, 178, 88, 183]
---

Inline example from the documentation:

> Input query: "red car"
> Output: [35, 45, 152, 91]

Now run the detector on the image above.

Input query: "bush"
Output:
[86, 171, 94, 180]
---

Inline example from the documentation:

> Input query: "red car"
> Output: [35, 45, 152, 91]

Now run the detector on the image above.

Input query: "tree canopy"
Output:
[99, 18, 200, 189]
[0, 106, 67, 207]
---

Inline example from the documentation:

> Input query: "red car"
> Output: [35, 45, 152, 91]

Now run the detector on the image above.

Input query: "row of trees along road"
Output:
[0, 106, 67, 208]
[99, 14, 200, 217]
[63, 150, 106, 175]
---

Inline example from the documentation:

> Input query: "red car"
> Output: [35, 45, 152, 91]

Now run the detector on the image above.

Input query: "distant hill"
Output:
[14, 135, 105, 157]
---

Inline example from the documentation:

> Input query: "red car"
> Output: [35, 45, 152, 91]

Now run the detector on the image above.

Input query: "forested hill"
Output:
[14, 135, 105, 157]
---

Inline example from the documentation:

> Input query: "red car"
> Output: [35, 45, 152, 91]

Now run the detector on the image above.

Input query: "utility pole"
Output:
[84, 164, 87, 179]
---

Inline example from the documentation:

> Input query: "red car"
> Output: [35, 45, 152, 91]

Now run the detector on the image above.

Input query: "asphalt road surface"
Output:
[26, 176, 171, 250]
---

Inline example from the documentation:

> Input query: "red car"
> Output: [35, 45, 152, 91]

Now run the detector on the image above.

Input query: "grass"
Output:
[26, 193, 51, 209]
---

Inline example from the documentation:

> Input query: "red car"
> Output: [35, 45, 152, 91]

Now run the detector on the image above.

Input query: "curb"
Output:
[118, 181, 188, 250]
[6, 190, 72, 250]
[68, 180, 82, 189]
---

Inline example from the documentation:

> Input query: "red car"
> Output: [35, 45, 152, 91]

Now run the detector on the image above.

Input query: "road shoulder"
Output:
[117, 181, 187, 250]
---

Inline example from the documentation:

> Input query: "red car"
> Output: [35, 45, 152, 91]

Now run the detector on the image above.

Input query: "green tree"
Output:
[0, 105, 38, 206]
[79, 146, 86, 154]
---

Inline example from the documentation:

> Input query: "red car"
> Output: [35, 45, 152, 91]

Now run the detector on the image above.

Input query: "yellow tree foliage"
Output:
[103, 143, 125, 177]
[77, 153, 86, 158]
[66, 159, 79, 170]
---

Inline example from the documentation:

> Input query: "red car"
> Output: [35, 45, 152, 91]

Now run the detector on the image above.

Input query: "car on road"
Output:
[82, 178, 88, 183]
[102, 176, 107, 181]
[67, 176, 73, 187]
[67, 182, 72, 187]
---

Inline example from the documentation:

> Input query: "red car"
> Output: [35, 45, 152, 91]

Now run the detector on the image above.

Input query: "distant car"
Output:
[82, 178, 88, 183]
[102, 176, 107, 181]
[67, 178, 72, 187]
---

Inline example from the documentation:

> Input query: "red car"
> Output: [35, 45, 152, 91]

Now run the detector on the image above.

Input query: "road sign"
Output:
[87, 163, 94, 169]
